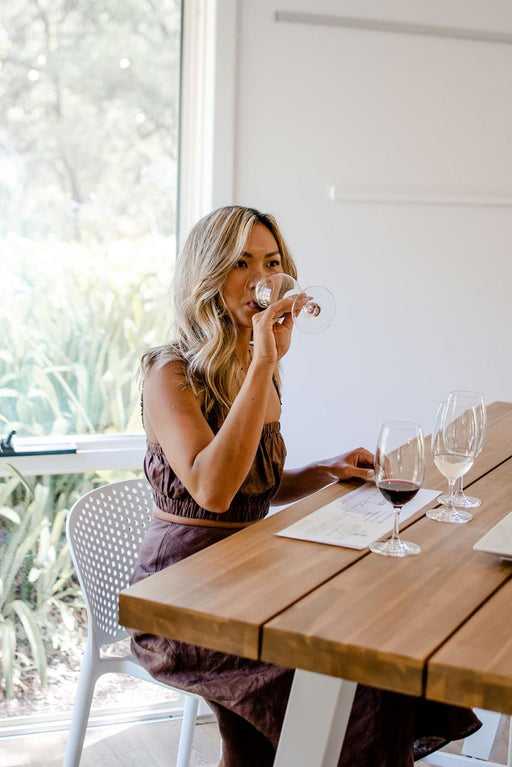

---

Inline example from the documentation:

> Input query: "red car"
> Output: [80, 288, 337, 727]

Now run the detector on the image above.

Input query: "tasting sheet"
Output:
[473, 510, 512, 561]
[276, 482, 440, 549]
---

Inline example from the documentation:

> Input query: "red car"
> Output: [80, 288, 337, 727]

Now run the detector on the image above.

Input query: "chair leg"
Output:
[175, 695, 200, 767]
[62, 651, 98, 767]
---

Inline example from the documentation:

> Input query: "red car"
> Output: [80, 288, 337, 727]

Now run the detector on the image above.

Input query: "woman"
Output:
[130, 205, 480, 766]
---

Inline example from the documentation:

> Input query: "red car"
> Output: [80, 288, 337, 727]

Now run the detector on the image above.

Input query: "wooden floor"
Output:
[0, 713, 509, 767]
[0, 716, 221, 767]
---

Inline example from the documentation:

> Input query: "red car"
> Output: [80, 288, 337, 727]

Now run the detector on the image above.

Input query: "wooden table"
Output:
[119, 401, 512, 766]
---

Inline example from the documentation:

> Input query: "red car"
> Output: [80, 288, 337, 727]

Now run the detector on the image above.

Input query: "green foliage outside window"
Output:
[0, 0, 181, 700]
[0, 0, 180, 436]
[0, 0, 180, 243]
[0, 242, 171, 436]
[1, 469, 84, 698]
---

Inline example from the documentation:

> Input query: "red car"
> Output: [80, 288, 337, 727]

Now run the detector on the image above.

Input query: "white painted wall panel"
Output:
[225, 0, 512, 465]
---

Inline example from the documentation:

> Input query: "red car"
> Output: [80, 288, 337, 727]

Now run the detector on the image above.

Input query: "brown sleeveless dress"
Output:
[129, 422, 480, 767]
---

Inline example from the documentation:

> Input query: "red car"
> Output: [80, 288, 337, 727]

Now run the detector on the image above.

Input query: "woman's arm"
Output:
[272, 448, 375, 505]
[144, 358, 275, 513]
[143, 296, 295, 514]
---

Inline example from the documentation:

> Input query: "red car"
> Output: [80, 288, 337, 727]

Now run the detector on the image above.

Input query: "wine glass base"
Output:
[427, 507, 473, 524]
[437, 493, 481, 509]
[294, 285, 336, 334]
[369, 539, 421, 557]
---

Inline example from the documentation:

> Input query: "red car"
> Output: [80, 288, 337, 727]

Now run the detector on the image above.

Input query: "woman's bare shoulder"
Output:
[143, 356, 210, 454]
[143, 356, 201, 414]
[145, 355, 187, 382]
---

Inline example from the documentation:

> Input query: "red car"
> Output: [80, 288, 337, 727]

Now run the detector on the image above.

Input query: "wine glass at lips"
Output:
[369, 421, 425, 558]
[254, 273, 336, 334]
[437, 391, 486, 510]
[428, 399, 478, 524]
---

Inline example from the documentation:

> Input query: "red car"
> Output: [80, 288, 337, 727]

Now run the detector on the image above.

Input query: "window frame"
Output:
[178, 0, 238, 245]
[0, 433, 146, 476]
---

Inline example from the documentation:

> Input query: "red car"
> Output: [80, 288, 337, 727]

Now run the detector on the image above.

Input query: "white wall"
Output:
[212, 0, 512, 466]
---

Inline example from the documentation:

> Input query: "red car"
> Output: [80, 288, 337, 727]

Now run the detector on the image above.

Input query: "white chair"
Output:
[64, 478, 200, 767]
[417, 711, 512, 766]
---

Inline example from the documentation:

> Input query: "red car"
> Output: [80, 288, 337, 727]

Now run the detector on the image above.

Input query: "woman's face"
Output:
[222, 223, 284, 330]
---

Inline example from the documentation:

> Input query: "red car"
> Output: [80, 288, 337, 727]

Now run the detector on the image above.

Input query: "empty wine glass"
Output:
[254, 273, 335, 334]
[370, 421, 425, 558]
[437, 391, 486, 509]
[428, 399, 477, 524]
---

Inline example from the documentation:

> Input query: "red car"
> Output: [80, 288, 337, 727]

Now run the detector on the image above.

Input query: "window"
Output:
[0, 0, 181, 441]
[0, 0, 184, 723]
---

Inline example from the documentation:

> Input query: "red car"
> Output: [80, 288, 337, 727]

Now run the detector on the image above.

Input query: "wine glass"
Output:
[428, 399, 477, 524]
[437, 391, 486, 509]
[254, 273, 336, 334]
[370, 421, 425, 558]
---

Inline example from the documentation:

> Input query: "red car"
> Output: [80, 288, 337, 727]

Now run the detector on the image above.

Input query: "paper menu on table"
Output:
[473, 510, 512, 561]
[276, 482, 440, 550]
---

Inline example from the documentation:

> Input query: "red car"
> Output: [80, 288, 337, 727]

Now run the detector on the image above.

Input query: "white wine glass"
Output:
[428, 400, 477, 524]
[254, 273, 336, 334]
[437, 391, 486, 509]
[370, 421, 425, 558]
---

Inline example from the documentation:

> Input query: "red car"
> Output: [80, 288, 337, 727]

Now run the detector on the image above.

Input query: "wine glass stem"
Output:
[447, 478, 456, 509]
[457, 476, 464, 496]
[392, 506, 401, 542]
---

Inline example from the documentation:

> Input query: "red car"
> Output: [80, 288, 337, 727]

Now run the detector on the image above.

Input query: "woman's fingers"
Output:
[253, 296, 293, 328]
[291, 291, 310, 319]
[268, 295, 296, 321]
[325, 448, 376, 482]
[251, 296, 295, 362]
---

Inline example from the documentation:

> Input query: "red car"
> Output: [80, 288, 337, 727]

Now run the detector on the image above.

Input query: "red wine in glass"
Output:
[377, 479, 421, 507]
[370, 421, 424, 558]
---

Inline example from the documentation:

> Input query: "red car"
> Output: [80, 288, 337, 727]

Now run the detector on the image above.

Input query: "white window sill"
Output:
[0, 434, 146, 476]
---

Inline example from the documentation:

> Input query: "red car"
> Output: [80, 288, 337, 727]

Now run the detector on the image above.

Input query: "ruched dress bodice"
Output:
[144, 421, 287, 523]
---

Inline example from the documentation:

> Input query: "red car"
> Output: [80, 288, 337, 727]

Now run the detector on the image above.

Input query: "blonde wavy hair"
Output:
[141, 206, 298, 421]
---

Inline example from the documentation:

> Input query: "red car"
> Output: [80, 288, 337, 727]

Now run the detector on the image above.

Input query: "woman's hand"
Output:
[251, 295, 296, 364]
[324, 448, 375, 482]
[273, 446, 375, 505]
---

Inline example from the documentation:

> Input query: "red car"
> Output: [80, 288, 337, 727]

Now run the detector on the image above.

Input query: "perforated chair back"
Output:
[67, 477, 154, 646]
[64, 478, 204, 767]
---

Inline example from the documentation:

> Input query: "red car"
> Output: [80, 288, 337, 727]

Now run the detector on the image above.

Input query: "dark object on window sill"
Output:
[0, 430, 77, 457]
[0, 430, 16, 454]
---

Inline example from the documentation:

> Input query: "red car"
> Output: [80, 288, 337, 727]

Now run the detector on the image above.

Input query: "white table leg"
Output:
[274, 670, 357, 767]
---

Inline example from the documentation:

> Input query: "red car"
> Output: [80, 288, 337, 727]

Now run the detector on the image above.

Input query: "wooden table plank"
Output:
[260, 459, 512, 697]
[426, 572, 512, 714]
[120, 480, 368, 657]
[119, 402, 512, 662]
